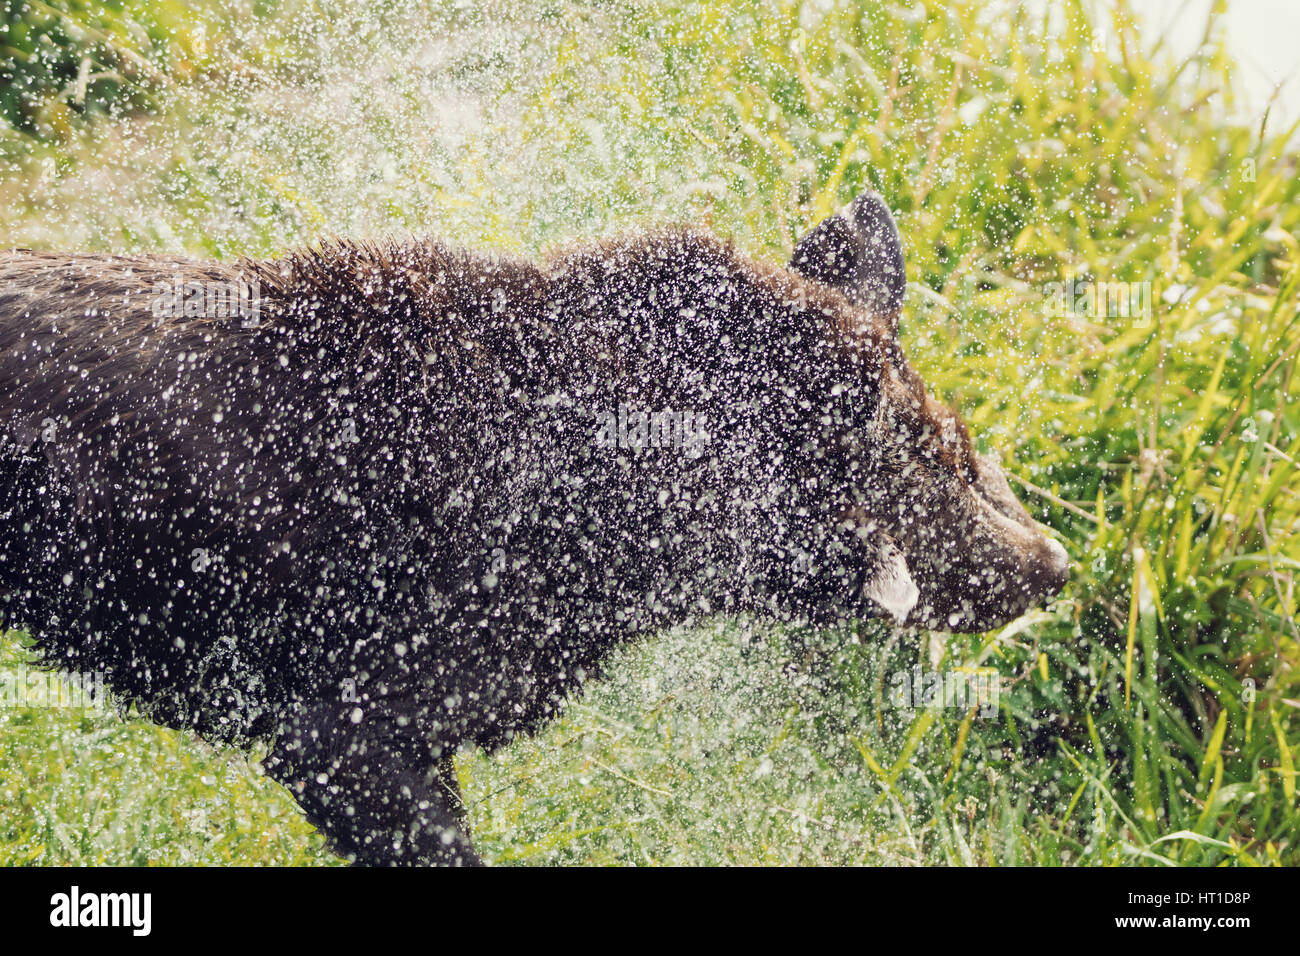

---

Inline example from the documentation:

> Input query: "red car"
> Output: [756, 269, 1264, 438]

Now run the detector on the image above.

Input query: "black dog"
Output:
[0, 192, 1067, 864]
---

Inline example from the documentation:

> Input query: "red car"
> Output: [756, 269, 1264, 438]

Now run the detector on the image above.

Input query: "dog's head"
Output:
[786, 192, 1069, 631]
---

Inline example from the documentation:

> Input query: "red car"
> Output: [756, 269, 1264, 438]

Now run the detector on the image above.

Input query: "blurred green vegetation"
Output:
[0, 0, 178, 135]
[0, 0, 1297, 865]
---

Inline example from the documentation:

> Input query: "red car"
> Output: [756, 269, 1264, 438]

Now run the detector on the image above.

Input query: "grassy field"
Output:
[1, 0, 1297, 865]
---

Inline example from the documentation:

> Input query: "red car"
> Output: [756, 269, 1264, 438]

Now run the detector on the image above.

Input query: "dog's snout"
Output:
[1038, 536, 1070, 598]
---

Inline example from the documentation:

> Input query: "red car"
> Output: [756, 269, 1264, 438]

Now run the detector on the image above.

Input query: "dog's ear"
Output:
[790, 191, 906, 330]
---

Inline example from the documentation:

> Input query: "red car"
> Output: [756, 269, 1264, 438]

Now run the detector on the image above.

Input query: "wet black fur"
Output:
[0, 231, 900, 863]
[0, 201, 1066, 864]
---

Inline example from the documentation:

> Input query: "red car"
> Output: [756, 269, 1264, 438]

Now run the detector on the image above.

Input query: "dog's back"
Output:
[0, 241, 565, 749]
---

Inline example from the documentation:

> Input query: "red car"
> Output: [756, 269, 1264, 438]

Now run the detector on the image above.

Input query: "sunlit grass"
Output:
[0, 630, 337, 865]
[1, 0, 1296, 865]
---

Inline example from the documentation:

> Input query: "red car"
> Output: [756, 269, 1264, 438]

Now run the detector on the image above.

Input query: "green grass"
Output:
[1, 0, 1297, 865]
